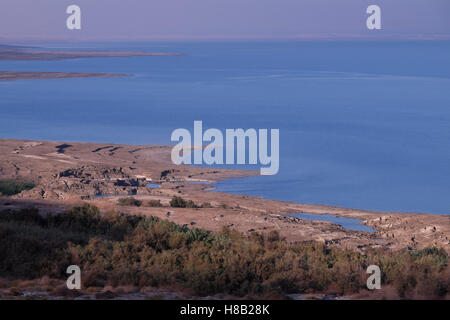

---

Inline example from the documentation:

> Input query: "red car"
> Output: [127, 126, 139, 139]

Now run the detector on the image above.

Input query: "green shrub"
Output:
[0, 179, 36, 196]
[185, 200, 197, 208]
[117, 197, 142, 207]
[169, 196, 186, 208]
[201, 202, 212, 208]
[169, 196, 197, 208]
[143, 200, 163, 207]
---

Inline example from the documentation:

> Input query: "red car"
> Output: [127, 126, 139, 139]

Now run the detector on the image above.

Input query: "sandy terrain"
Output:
[0, 139, 449, 252]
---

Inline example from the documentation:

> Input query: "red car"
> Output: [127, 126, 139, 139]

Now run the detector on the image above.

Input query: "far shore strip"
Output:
[0, 71, 128, 82]
[0, 48, 185, 61]
[0, 47, 185, 81]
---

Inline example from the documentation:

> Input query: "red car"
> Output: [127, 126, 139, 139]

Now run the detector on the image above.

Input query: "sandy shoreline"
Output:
[0, 139, 448, 253]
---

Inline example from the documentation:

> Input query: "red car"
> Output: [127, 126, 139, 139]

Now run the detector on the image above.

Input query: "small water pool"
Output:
[290, 213, 377, 233]
[147, 183, 161, 189]
[92, 193, 121, 199]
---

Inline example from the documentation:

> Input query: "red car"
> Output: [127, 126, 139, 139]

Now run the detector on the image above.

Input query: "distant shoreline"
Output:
[0, 70, 128, 81]
[0, 45, 185, 81]
[0, 47, 186, 61]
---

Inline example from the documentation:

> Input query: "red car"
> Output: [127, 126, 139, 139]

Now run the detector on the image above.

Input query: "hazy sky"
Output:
[1, 0, 449, 41]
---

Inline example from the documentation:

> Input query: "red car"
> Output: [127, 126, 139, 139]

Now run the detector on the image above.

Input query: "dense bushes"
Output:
[117, 198, 163, 207]
[143, 200, 163, 207]
[0, 179, 35, 196]
[0, 204, 448, 298]
[117, 197, 142, 207]
[117, 196, 199, 208]
[170, 196, 197, 208]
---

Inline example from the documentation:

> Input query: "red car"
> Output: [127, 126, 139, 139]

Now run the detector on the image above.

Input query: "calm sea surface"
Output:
[1, 41, 449, 214]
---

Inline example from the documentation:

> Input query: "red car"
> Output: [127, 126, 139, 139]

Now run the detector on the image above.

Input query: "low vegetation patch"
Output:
[117, 197, 142, 207]
[0, 204, 448, 298]
[0, 179, 36, 196]
[170, 196, 197, 208]
[142, 200, 163, 207]
[200, 202, 213, 208]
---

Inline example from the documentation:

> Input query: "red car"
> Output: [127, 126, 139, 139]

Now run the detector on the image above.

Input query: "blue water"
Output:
[1, 41, 449, 214]
[290, 213, 376, 233]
